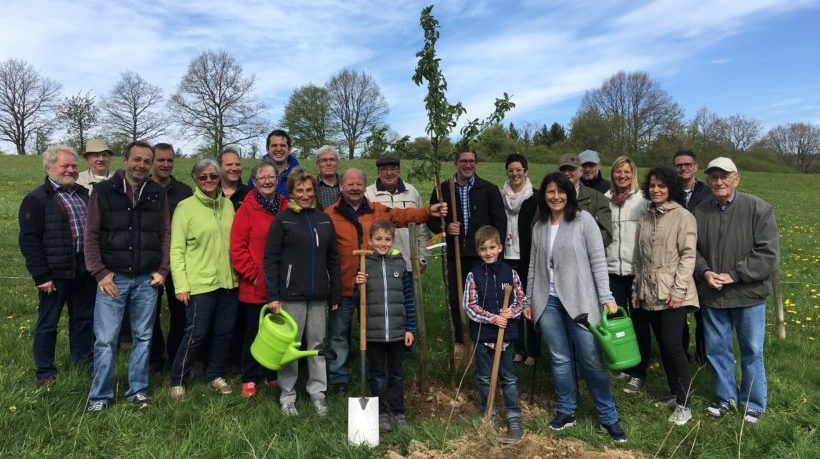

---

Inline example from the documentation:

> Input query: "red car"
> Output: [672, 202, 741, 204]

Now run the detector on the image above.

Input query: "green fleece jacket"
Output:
[171, 187, 238, 295]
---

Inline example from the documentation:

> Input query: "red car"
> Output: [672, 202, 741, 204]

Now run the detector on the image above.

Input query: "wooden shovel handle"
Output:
[485, 285, 513, 423]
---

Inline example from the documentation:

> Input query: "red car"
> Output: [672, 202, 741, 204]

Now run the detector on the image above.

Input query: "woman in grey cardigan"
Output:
[523, 173, 626, 443]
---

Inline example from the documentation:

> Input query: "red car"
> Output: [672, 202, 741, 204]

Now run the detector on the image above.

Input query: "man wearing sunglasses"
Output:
[84, 140, 171, 413]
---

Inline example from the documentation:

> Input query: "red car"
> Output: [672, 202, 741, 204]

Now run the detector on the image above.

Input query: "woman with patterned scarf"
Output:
[263, 168, 341, 417]
[230, 160, 289, 397]
[603, 156, 649, 388]
[501, 153, 537, 365]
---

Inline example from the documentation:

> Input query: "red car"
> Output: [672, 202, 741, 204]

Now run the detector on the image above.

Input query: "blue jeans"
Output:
[33, 272, 96, 379]
[169, 288, 237, 385]
[540, 296, 619, 425]
[475, 343, 521, 419]
[702, 304, 767, 412]
[328, 296, 355, 385]
[89, 274, 158, 402]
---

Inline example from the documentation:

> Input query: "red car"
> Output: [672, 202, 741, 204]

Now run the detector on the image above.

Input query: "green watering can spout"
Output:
[250, 305, 332, 370]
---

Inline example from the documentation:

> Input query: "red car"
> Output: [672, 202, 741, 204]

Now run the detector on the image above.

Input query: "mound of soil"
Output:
[387, 435, 643, 459]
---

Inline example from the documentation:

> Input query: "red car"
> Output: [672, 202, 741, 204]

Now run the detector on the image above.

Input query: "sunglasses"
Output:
[197, 174, 220, 182]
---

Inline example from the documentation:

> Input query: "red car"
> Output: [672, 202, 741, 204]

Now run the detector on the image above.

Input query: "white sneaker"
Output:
[668, 404, 692, 426]
[311, 398, 328, 417]
[281, 400, 298, 416]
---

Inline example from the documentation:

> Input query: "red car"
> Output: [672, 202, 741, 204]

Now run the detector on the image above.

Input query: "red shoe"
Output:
[241, 382, 257, 398]
[264, 378, 278, 389]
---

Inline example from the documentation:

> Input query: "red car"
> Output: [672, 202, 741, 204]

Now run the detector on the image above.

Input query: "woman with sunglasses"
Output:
[167, 158, 238, 400]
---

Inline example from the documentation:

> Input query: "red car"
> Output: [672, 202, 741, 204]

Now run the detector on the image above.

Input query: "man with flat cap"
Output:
[557, 153, 612, 246]
[365, 156, 430, 272]
[579, 149, 610, 194]
[694, 157, 779, 425]
[77, 138, 115, 193]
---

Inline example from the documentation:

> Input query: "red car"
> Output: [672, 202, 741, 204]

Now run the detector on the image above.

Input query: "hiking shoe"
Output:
[311, 398, 328, 417]
[599, 421, 627, 443]
[524, 356, 536, 366]
[87, 400, 108, 413]
[394, 414, 408, 430]
[208, 377, 232, 395]
[36, 376, 56, 387]
[379, 414, 392, 433]
[241, 382, 257, 398]
[503, 417, 523, 443]
[668, 404, 692, 426]
[614, 371, 631, 381]
[127, 392, 151, 409]
[281, 400, 298, 416]
[168, 386, 185, 401]
[548, 412, 576, 431]
[707, 402, 732, 418]
[655, 396, 677, 410]
[623, 377, 646, 394]
[513, 353, 525, 363]
[743, 409, 762, 424]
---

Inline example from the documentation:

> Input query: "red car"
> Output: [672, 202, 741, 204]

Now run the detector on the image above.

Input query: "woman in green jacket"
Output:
[168, 158, 238, 399]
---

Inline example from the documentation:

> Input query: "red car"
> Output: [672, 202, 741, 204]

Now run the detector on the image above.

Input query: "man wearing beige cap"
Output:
[557, 153, 612, 246]
[694, 157, 779, 425]
[77, 138, 115, 192]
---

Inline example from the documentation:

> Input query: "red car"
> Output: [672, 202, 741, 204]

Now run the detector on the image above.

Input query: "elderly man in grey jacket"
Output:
[694, 157, 779, 425]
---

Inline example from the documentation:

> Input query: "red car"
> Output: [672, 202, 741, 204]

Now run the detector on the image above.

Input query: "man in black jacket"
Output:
[579, 150, 611, 193]
[149, 143, 193, 368]
[673, 149, 711, 364]
[19, 145, 95, 387]
[428, 150, 506, 349]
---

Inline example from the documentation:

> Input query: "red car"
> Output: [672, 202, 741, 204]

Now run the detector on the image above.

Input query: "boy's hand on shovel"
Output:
[492, 315, 508, 329]
[355, 271, 367, 284]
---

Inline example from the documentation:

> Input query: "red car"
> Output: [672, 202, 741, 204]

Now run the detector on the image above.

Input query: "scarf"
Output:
[287, 198, 316, 214]
[609, 188, 631, 207]
[255, 190, 281, 215]
[502, 178, 533, 214]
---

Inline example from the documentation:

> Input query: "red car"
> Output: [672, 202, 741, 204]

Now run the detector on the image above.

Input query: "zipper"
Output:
[303, 212, 316, 295]
[285, 264, 292, 288]
[382, 257, 389, 342]
[617, 206, 623, 275]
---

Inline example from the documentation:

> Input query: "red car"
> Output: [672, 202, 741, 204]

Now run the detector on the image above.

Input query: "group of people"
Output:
[20, 132, 778, 443]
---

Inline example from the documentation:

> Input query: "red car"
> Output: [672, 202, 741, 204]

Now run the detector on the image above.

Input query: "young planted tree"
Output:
[410, 4, 514, 386]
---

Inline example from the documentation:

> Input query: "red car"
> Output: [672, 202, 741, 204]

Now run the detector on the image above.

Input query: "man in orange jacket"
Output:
[325, 168, 447, 390]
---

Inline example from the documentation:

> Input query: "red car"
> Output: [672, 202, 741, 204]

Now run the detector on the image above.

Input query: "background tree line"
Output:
[1, 55, 817, 172]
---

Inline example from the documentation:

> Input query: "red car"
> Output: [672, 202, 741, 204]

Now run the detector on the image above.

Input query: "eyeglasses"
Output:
[675, 162, 695, 169]
[707, 172, 736, 183]
[197, 174, 220, 182]
[317, 158, 338, 164]
[506, 168, 526, 175]
[379, 166, 399, 172]
[255, 176, 276, 183]
[457, 159, 476, 165]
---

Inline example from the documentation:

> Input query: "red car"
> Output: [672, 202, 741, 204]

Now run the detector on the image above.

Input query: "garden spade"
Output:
[485, 285, 513, 424]
[348, 249, 379, 446]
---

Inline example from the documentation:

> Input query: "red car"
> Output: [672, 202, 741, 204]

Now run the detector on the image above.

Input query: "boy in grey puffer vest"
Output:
[354, 219, 416, 433]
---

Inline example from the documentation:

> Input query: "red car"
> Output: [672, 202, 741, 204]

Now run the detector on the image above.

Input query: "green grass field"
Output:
[0, 154, 817, 458]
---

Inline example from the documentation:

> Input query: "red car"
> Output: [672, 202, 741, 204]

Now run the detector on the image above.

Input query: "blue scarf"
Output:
[255, 190, 281, 215]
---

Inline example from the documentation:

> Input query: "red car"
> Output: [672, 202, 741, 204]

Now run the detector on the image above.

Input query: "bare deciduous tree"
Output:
[169, 50, 267, 156]
[763, 122, 820, 173]
[102, 71, 168, 143]
[579, 70, 683, 158]
[721, 114, 761, 153]
[326, 68, 389, 159]
[0, 58, 61, 154]
[57, 91, 97, 153]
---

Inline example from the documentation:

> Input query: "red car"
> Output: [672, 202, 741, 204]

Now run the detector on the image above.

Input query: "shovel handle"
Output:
[485, 285, 513, 423]
[356, 252, 368, 352]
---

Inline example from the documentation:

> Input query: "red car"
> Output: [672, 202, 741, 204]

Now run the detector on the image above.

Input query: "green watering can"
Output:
[574, 306, 641, 371]
[250, 306, 332, 370]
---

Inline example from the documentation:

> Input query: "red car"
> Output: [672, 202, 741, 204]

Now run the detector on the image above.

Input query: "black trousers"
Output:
[240, 301, 276, 383]
[508, 259, 540, 357]
[149, 274, 188, 366]
[630, 307, 692, 406]
[682, 310, 706, 364]
[367, 341, 406, 415]
[446, 256, 475, 344]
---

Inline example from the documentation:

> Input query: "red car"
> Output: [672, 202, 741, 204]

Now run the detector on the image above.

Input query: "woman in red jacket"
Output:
[230, 160, 288, 397]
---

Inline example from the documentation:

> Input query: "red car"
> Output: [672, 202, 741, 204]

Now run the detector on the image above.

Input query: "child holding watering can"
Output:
[463, 225, 528, 443]
[354, 220, 416, 433]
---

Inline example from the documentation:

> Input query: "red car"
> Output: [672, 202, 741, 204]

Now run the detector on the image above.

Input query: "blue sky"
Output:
[2, 0, 819, 152]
